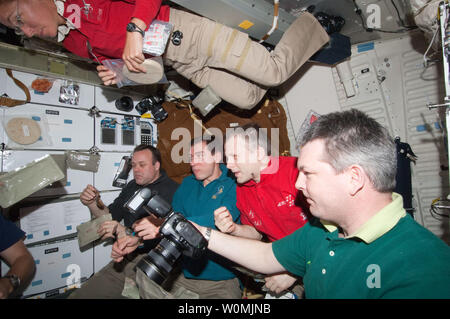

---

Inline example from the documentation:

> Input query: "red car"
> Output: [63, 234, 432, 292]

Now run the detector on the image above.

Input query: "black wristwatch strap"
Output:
[4, 274, 20, 290]
[127, 22, 145, 37]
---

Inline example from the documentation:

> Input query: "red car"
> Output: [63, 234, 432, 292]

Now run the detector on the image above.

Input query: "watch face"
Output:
[6, 275, 20, 289]
[127, 23, 135, 32]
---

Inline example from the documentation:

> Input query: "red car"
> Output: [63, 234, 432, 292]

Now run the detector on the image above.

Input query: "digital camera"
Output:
[112, 156, 131, 188]
[135, 96, 168, 122]
[124, 188, 208, 285]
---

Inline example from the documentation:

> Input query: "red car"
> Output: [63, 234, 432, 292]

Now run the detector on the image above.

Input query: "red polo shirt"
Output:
[62, 0, 170, 62]
[236, 156, 309, 242]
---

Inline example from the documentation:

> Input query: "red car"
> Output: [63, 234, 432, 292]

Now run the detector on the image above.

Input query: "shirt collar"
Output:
[321, 193, 407, 244]
[241, 156, 274, 187]
[55, 0, 77, 42]
[260, 156, 275, 175]
[194, 164, 229, 186]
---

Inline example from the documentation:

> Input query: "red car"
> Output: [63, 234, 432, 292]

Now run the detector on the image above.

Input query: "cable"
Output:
[352, 0, 415, 34]
[259, 0, 279, 43]
[423, 24, 441, 68]
[430, 199, 450, 220]
[390, 0, 417, 30]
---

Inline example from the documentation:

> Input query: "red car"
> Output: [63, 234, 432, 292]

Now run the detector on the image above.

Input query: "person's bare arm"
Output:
[0, 240, 35, 299]
[80, 184, 110, 218]
[122, 17, 147, 73]
[198, 225, 285, 275]
[214, 207, 262, 240]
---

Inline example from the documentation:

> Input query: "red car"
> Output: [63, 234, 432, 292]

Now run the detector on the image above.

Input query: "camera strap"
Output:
[0, 69, 31, 107]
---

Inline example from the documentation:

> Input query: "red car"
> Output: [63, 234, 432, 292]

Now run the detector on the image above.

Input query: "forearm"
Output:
[88, 203, 110, 219]
[206, 228, 284, 275]
[231, 224, 263, 240]
[130, 17, 147, 31]
[7, 254, 35, 290]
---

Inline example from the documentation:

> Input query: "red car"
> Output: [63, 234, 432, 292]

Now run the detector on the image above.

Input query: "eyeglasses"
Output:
[14, 0, 24, 36]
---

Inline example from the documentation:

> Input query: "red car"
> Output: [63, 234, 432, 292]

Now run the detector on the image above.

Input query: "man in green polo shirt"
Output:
[195, 109, 450, 298]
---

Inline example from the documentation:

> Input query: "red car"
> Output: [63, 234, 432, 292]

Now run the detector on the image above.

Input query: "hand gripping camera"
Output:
[124, 188, 208, 285]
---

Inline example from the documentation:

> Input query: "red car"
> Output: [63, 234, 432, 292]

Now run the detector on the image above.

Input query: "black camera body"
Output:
[124, 188, 208, 285]
[112, 155, 131, 188]
[135, 96, 168, 122]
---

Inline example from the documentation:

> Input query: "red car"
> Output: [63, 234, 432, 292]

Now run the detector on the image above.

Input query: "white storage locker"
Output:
[0, 69, 7, 146]
[18, 198, 91, 245]
[2, 150, 93, 197]
[94, 114, 157, 152]
[0, 68, 7, 96]
[91, 190, 121, 273]
[3, 69, 95, 109]
[94, 86, 145, 116]
[1, 238, 94, 298]
[94, 152, 133, 192]
[93, 241, 113, 273]
[2, 103, 94, 150]
[0, 107, 4, 145]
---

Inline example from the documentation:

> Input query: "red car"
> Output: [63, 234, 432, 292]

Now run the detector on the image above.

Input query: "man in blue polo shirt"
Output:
[195, 109, 450, 299]
[0, 214, 35, 298]
[118, 135, 242, 298]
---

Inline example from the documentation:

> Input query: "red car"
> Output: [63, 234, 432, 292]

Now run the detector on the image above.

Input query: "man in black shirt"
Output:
[69, 145, 178, 299]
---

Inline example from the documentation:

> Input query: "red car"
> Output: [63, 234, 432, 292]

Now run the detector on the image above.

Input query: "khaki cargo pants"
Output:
[68, 252, 144, 299]
[164, 8, 329, 109]
[135, 268, 242, 299]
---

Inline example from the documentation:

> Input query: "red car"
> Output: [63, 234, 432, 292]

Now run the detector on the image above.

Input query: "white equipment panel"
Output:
[2, 150, 93, 197]
[19, 198, 91, 245]
[95, 152, 133, 192]
[1, 238, 94, 298]
[91, 191, 120, 273]
[2, 103, 94, 150]
[2, 69, 94, 109]
[95, 114, 157, 152]
[94, 86, 145, 116]
[93, 241, 113, 273]
[0, 107, 4, 145]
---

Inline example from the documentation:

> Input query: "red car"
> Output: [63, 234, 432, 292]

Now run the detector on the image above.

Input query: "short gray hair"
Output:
[300, 109, 397, 192]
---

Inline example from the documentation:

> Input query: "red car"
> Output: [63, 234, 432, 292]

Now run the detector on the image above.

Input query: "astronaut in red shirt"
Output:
[0, 0, 329, 110]
[216, 123, 309, 295]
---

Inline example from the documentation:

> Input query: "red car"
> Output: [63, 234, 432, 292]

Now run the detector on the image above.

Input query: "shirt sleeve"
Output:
[271, 223, 310, 278]
[131, 0, 163, 27]
[0, 214, 25, 253]
[108, 186, 133, 222]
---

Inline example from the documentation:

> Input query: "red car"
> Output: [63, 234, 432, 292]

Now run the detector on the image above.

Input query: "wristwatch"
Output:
[125, 227, 135, 237]
[3, 274, 20, 291]
[126, 22, 145, 37]
[204, 227, 212, 242]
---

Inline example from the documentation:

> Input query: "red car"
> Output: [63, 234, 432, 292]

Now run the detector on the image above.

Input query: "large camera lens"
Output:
[136, 237, 183, 285]
[115, 96, 134, 112]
